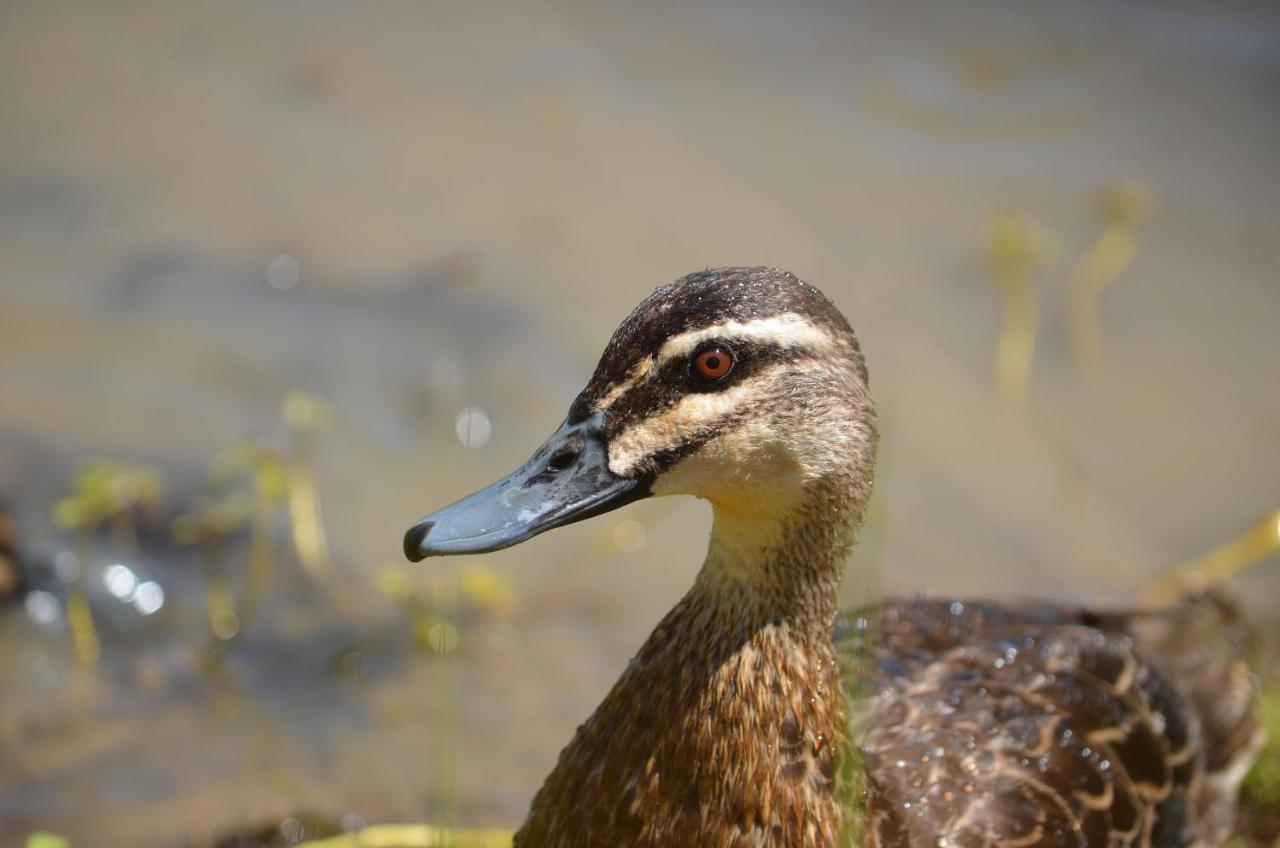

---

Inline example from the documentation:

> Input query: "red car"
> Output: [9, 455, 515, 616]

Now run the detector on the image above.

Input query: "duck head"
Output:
[404, 267, 876, 562]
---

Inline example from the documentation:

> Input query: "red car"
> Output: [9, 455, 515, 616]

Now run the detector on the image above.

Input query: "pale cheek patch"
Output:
[653, 417, 807, 512]
[656, 314, 839, 366]
[607, 365, 788, 476]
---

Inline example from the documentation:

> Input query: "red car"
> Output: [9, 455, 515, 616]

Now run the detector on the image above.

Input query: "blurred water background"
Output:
[1, 2, 1278, 846]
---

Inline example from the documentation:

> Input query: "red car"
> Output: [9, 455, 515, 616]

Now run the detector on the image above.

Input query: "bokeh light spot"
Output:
[427, 621, 459, 653]
[211, 608, 241, 640]
[612, 519, 646, 553]
[454, 406, 491, 449]
[133, 581, 165, 616]
[267, 254, 302, 291]
[103, 563, 138, 599]
[53, 551, 79, 582]
[24, 590, 62, 626]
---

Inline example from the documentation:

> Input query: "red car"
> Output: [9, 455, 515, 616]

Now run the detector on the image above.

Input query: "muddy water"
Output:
[2, 2, 1279, 846]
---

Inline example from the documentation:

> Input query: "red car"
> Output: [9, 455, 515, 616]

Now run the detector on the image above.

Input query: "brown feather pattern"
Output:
[848, 598, 1259, 848]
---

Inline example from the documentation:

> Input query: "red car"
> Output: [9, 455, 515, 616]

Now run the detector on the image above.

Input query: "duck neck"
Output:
[516, 479, 864, 848]
[695, 483, 861, 631]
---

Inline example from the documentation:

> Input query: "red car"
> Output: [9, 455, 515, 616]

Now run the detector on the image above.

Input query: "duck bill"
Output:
[404, 413, 651, 562]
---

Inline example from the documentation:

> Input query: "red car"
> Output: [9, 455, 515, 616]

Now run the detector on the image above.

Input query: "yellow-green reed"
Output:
[53, 460, 164, 664]
[983, 215, 1051, 410]
[1068, 182, 1152, 376]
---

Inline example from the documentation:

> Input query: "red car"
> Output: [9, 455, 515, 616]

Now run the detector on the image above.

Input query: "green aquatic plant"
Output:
[1233, 673, 1280, 847]
[983, 213, 1052, 411]
[25, 832, 70, 848]
[173, 442, 286, 646]
[170, 392, 347, 647]
[836, 609, 879, 847]
[1143, 510, 1280, 847]
[51, 459, 165, 664]
[1146, 510, 1280, 606]
[282, 390, 336, 586]
[1068, 181, 1151, 376]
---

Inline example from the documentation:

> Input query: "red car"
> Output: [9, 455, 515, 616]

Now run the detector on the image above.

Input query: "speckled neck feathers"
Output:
[515, 479, 868, 848]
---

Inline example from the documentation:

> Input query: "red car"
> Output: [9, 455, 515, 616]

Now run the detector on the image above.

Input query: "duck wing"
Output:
[839, 596, 1260, 847]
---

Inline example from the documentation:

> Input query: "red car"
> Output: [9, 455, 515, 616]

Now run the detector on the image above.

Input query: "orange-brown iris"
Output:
[693, 347, 733, 380]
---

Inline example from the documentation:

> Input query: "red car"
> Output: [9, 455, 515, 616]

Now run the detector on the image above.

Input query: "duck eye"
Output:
[693, 347, 734, 381]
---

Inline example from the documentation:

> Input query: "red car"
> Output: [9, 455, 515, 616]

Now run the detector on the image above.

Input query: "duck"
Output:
[403, 267, 1260, 848]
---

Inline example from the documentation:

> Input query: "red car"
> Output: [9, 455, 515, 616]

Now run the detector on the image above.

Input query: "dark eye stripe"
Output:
[613, 385, 770, 477]
[600, 342, 806, 441]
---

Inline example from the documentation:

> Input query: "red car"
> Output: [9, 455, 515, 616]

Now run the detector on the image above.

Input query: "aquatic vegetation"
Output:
[173, 441, 285, 645]
[1146, 509, 1280, 606]
[983, 214, 1052, 410]
[377, 561, 519, 653]
[50, 459, 165, 663]
[1232, 654, 1280, 847]
[282, 391, 335, 586]
[24, 833, 70, 848]
[836, 610, 880, 848]
[1068, 182, 1152, 376]
[1144, 513, 1280, 846]
[167, 390, 348, 647]
[985, 182, 1155, 404]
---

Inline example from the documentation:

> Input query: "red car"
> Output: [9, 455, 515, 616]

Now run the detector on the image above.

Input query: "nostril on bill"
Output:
[547, 447, 579, 472]
[403, 520, 435, 562]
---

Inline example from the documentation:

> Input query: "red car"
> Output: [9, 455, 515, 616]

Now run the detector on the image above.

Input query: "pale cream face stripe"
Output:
[595, 313, 840, 414]
[655, 314, 840, 366]
[607, 363, 792, 476]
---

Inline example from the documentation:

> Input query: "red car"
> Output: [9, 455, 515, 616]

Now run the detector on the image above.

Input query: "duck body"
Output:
[512, 593, 1257, 848]
[404, 268, 1259, 847]
[853, 596, 1258, 848]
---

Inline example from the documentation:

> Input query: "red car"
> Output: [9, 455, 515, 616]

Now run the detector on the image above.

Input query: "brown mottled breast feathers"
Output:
[845, 597, 1259, 848]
